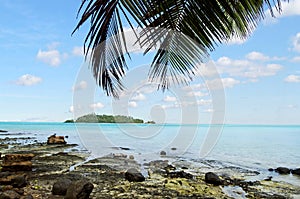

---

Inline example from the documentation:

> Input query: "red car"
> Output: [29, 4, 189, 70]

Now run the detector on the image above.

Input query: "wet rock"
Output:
[129, 155, 134, 160]
[1, 154, 34, 172]
[0, 130, 8, 133]
[268, 168, 274, 172]
[65, 179, 94, 199]
[164, 164, 176, 172]
[171, 147, 177, 151]
[291, 168, 300, 176]
[160, 151, 166, 156]
[205, 172, 223, 186]
[167, 170, 193, 179]
[120, 147, 130, 150]
[52, 178, 72, 195]
[125, 168, 145, 182]
[11, 175, 27, 188]
[275, 167, 290, 175]
[0, 190, 21, 199]
[47, 134, 66, 145]
[264, 176, 272, 181]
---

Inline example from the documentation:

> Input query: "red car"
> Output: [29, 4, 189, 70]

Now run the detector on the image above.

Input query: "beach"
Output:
[1, 122, 300, 198]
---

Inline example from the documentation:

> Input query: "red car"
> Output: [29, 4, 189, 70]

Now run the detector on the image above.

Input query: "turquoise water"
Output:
[1, 122, 300, 184]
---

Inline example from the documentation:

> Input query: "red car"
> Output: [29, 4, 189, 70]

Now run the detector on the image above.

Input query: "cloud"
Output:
[37, 49, 61, 66]
[226, 35, 247, 45]
[264, 1, 300, 23]
[187, 91, 208, 97]
[131, 93, 146, 101]
[216, 56, 283, 79]
[292, 33, 300, 53]
[207, 78, 240, 90]
[164, 95, 177, 102]
[72, 46, 84, 56]
[246, 51, 269, 61]
[89, 102, 104, 109]
[72, 81, 88, 91]
[291, 56, 300, 62]
[69, 106, 74, 113]
[16, 74, 42, 86]
[128, 101, 137, 108]
[285, 75, 300, 83]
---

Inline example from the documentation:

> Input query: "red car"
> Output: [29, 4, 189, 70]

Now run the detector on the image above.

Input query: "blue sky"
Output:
[0, 0, 300, 124]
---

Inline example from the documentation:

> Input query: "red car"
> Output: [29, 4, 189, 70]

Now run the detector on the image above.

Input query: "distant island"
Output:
[64, 114, 151, 124]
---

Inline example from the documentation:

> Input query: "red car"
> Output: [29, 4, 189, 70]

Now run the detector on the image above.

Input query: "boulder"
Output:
[168, 170, 193, 179]
[47, 134, 66, 145]
[52, 178, 72, 195]
[1, 154, 34, 172]
[0, 174, 28, 188]
[160, 151, 166, 156]
[205, 172, 223, 186]
[65, 180, 94, 199]
[0, 130, 8, 133]
[125, 168, 145, 182]
[291, 168, 300, 176]
[275, 167, 290, 175]
[0, 190, 21, 199]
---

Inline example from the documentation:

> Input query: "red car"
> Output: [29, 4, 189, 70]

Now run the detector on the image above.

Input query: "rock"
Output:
[205, 172, 223, 186]
[268, 168, 274, 172]
[11, 175, 27, 188]
[275, 167, 290, 175]
[0, 130, 8, 133]
[52, 178, 72, 195]
[47, 134, 66, 144]
[291, 168, 300, 176]
[0, 190, 21, 199]
[125, 168, 145, 182]
[129, 155, 134, 160]
[21, 194, 34, 199]
[171, 147, 176, 151]
[65, 180, 94, 199]
[160, 151, 166, 156]
[164, 164, 176, 172]
[168, 170, 193, 179]
[1, 154, 34, 172]
[264, 176, 273, 181]
[120, 147, 130, 150]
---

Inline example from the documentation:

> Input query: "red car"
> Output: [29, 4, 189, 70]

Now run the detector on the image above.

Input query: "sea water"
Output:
[1, 122, 300, 185]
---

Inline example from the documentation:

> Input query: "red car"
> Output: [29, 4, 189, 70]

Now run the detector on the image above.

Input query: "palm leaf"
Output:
[74, 0, 283, 96]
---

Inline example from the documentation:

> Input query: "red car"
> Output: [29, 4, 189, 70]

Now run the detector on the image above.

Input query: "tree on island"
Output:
[73, 0, 283, 97]
[65, 114, 144, 123]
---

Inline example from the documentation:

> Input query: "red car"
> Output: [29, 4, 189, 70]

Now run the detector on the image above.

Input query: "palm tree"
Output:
[73, 0, 283, 98]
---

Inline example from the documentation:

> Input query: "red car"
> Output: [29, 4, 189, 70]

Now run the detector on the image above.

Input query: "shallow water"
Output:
[1, 122, 300, 185]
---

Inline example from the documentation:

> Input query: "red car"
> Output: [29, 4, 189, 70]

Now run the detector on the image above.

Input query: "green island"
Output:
[64, 114, 149, 124]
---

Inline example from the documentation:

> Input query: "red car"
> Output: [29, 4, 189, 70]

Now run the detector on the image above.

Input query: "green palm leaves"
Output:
[73, 0, 282, 97]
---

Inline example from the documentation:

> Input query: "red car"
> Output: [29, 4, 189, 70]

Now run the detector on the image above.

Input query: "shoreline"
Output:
[1, 135, 300, 198]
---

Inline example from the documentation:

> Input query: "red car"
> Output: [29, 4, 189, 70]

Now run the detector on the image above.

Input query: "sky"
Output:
[0, 0, 300, 124]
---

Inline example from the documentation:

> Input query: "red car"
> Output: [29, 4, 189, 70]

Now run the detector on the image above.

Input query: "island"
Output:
[64, 114, 144, 123]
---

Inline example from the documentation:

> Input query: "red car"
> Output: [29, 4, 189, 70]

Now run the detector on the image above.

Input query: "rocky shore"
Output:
[1, 135, 300, 198]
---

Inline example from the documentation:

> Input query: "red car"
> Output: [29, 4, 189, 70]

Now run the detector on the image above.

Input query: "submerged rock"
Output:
[0, 130, 8, 132]
[65, 179, 94, 199]
[125, 168, 145, 182]
[291, 168, 300, 176]
[275, 167, 290, 175]
[205, 172, 223, 186]
[160, 151, 166, 156]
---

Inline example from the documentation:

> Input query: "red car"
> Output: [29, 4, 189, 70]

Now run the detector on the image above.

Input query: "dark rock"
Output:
[205, 172, 223, 186]
[120, 147, 130, 150]
[275, 167, 290, 175]
[181, 166, 188, 170]
[268, 168, 274, 172]
[168, 170, 193, 179]
[125, 168, 145, 182]
[291, 168, 300, 176]
[164, 164, 176, 172]
[160, 151, 166, 156]
[171, 147, 177, 151]
[65, 180, 94, 199]
[0, 190, 21, 199]
[264, 176, 272, 181]
[47, 134, 66, 145]
[0, 130, 8, 133]
[52, 178, 72, 195]
[11, 175, 27, 188]
[3, 154, 34, 162]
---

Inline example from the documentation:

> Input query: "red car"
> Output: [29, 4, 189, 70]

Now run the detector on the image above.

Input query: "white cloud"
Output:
[16, 74, 42, 86]
[292, 56, 300, 62]
[207, 78, 240, 90]
[246, 51, 269, 61]
[69, 106, 74, 113]
[187, 91, 208, 97]
[292, 33, 300, 53]
[131, 93, 146, 101]
[164, 95, 177, 102]
[285, 75, 300, 83]
[277, 0, 300, 17]
[37, 49, 61, 66]
[128, 101, 137, 108]
[90, 102, 104, 109]
[72, 81, 88, 91]
[72, 46, 84, 56]
[226, 35, 247, 45]
[215, 56, 283, 79]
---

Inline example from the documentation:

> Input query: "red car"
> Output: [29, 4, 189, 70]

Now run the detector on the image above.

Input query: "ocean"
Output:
[1, 122, 300, 185]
